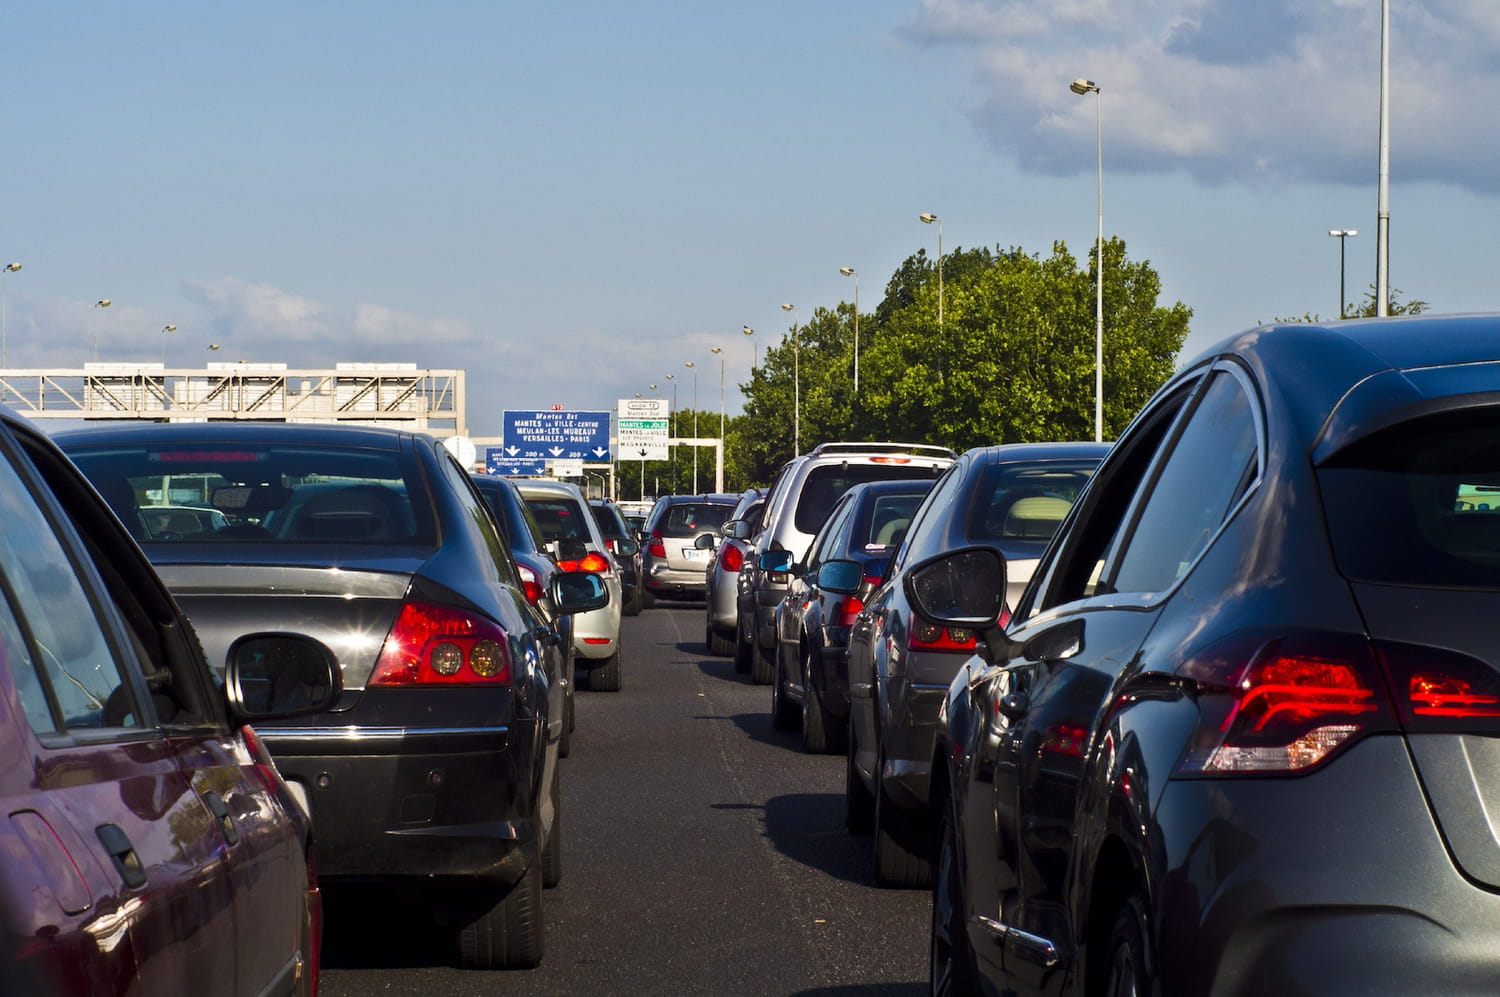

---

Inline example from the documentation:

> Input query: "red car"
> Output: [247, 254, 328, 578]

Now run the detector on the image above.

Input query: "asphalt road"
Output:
[320, 601, 929, 997]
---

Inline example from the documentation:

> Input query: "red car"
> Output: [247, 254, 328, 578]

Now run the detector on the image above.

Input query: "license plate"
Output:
[683, 547, 711, 562]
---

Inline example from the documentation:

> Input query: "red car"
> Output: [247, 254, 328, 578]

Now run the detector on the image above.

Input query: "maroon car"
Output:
[0, 408, 341, 995]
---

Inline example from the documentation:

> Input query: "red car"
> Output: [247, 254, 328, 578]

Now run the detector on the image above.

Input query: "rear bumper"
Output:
[259, 720, 542, 888]
[645, 562, 711, 594]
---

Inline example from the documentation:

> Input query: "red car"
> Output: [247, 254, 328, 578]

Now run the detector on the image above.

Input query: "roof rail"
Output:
[806, 441, 957, 459]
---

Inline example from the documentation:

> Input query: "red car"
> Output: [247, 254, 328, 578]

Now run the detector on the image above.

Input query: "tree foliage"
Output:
[724, 238, 1191, 486]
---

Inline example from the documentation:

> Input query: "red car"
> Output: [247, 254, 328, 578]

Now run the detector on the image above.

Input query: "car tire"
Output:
[930, 796, 977, 997]
[771, 645, 798, 731]
[541, 767, 562, 888]
[751, 636, 774, 686]
[589, 649, 622, 692]
[845, 720, 874, 834]
[873, 746, 934, 889]
[1098, 892, 1151, 997]
[733, 615, 753, 674]
[801, 648, 845, 755]
[623, 586, 641, 617]
[455, 858, 544, 969]
[708, 625, 736, 657]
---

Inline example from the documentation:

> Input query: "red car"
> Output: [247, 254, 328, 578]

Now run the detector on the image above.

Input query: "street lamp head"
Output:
[684, 361, 695, 369]
[1070, 78, 1099, 95]
[919, 213, 938, 225]
[710, 346, 723, 354]
[163, 324, 177, 333]
[95, 299, 111, 308]
[2, 263, 20, 274]
[665, 373, 675, 381]
[743, 326, 755, 336]
[839, 267, 856, 277]
[207, 344, 221, 351]
[1328, 229, 1358, 238]
[781, 303, 794, 312]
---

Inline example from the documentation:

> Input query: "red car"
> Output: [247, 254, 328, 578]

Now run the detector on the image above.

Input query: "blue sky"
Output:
[3, 0, 1497, 438]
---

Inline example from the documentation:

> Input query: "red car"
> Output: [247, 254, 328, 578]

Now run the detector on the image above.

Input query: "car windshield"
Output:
[794, 464, 945, 535]
[657, 502, 733, 538]
[965, 460, 1100, 544]
[64, 442, 434, 545]
[1319, 411, 1500, 589]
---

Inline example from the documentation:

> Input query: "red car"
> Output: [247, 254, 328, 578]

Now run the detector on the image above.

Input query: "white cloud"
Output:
[907, 0, 1500, 192]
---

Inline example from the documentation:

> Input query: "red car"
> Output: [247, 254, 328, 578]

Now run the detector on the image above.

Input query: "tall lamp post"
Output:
[1070, 77, 1104, 443]
[684, 360, 699, 494]
[839, 267, 860, 392]
[665, 373, 678, 488]
[161, 324, 177, 367]
[92, 299, 112, 363]
[918, 215, 942, 333]
[1, 262, 21, 370]
[709, 346, 725, 441]
[743, 325, 757, 369]
[781, 304, 799, 454]
[1329, 229, 1358, 318]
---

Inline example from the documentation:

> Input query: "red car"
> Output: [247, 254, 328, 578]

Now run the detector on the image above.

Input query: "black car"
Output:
[472, 473, 580, 757]
[590, 498, 645, 615]
[58, 423, 607, 970]
[763, 479, 934, 754]
[927, 314, 1500, 995]
[844, 444, 1105, 888]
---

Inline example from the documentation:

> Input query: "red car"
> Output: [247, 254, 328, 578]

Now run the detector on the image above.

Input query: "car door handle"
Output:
[95, 823, 148, 889]
[202, 791, 239, 846]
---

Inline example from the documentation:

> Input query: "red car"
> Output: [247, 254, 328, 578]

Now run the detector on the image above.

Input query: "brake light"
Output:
[649, 530, 666, 558]
[1042, 722, 1089, 758]
[517, 563, 543, 605]
[1379, 642, 1500, 727]
[870, 456, 912, 464]
[369, 602, 512, 686]
[908, 615, 978, 652]
[1175, 631, 1396, 776]
[837, 595, 864, 627]
[719, 543, 744, 573]
[557, 551, 613, 574]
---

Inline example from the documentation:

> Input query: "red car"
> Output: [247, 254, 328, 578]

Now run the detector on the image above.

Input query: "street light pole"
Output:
[684, 360, 699, 494]
[1376, 0, 1390, 316]
[1070, 78, 1104, 443]
[840, 267, 860, 393]
[710, 346, 725, 441]
[782, 303, 799, 454]
[161, 324, 177, 367]
[743, 325, 756, 369]
[1, 263, 21, 370]
[665, 374, 678, 489]
[918, 215, 942, 333]
[1329, 229, 1358, 318]
[92, 299, 112, 363]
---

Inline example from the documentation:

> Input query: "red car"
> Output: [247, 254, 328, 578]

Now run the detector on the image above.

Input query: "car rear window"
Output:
[793, 464, 944, 536]
[526, 497, 594, 542]
[591, 502, 630, 537]
[966, 460, 1099, 543]
[1319, 410, 1500, 588]
[63, 443, 434, 545]
[656, 502, 733, 538]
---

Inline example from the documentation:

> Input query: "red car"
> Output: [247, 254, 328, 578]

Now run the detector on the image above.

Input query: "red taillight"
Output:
[1175, 631, 1396, 776]
[649, 530, 666, 558]
[369, 602, 512, 686]
[1042, 722, 1089, 758]
[908, 615, 979, 652]
[1380, 642, 1500, 727]
[557, 551, 613, 574]
[870, 456, 912, 464]
[837, 595, 865, 627]
[719, 543, 744, 573]
[517, 563, 543, 605]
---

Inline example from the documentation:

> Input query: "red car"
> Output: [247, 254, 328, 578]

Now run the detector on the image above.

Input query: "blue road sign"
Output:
[501, 410, 611, 461]
[485, 449, 547, 477]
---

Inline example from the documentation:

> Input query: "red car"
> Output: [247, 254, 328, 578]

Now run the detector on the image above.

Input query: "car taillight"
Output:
[1175, 631, 1397, 776]
[517, 563, 543, 605]
[649, 530, 666, 558]
[870, 456, 912, 464]
[719, 543, 743, 573]
[558, 551, 613, 575]
[1378, 641, 1500, 728]
[837, 577, 881, 627]
[908, 615, 978, 652]
[369, 601, 512, 686]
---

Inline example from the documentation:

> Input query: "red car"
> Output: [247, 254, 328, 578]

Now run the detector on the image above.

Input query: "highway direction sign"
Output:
[485, 450, 546, 477]
[618, 398, 670, 460]
[502, 410, 611, 461]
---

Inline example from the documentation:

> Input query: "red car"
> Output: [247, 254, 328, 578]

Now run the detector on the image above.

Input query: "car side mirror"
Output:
[903, 546, 1015, 665]
[759, 549, 794, 574]
[551, 571, 610, 614]
[730, 520, 754, 541]
[614, 537, 640, 557]
[815, 558, 863, 595]
[694, 533, 717, 550]
[225, 633, 343, 721]
[551, 537, 588, 564]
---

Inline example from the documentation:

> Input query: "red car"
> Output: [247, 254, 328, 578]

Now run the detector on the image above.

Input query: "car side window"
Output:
[0, 438, 143, 734]
[807, 497, 854, 572]
[894, 462, 965, 571]
[1105, 370, 1259, 597]
[439, 449, 520, 589]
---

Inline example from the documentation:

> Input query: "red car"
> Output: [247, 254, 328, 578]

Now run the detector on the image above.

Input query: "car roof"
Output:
[52, 420, 419, 450]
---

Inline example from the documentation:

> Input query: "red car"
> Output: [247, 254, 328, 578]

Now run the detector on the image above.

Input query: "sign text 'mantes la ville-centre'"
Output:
[501, 410, 611, 461]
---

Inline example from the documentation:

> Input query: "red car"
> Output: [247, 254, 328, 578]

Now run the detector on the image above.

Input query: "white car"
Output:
[516, 479, 626, 690]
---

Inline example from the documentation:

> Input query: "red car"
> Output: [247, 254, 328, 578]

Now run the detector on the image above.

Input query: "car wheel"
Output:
[455, 859, 544, 969]
[771, 645, 798, 731]
[800, 646, 845, 755]
[589, 648, 622, 692]
[750, 636, 774, 686]
[708, 625, 736, 657]
[845, 720, 874, 834]
[1098, 893, 1151, 997]
[566, 683, 576, 733]
[733, 615, 753, 674]
[623, 586, 641, 617]
[874, 745, 934, 889]
[541, 767, 562, 888]
[930, 797, 977, 997]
